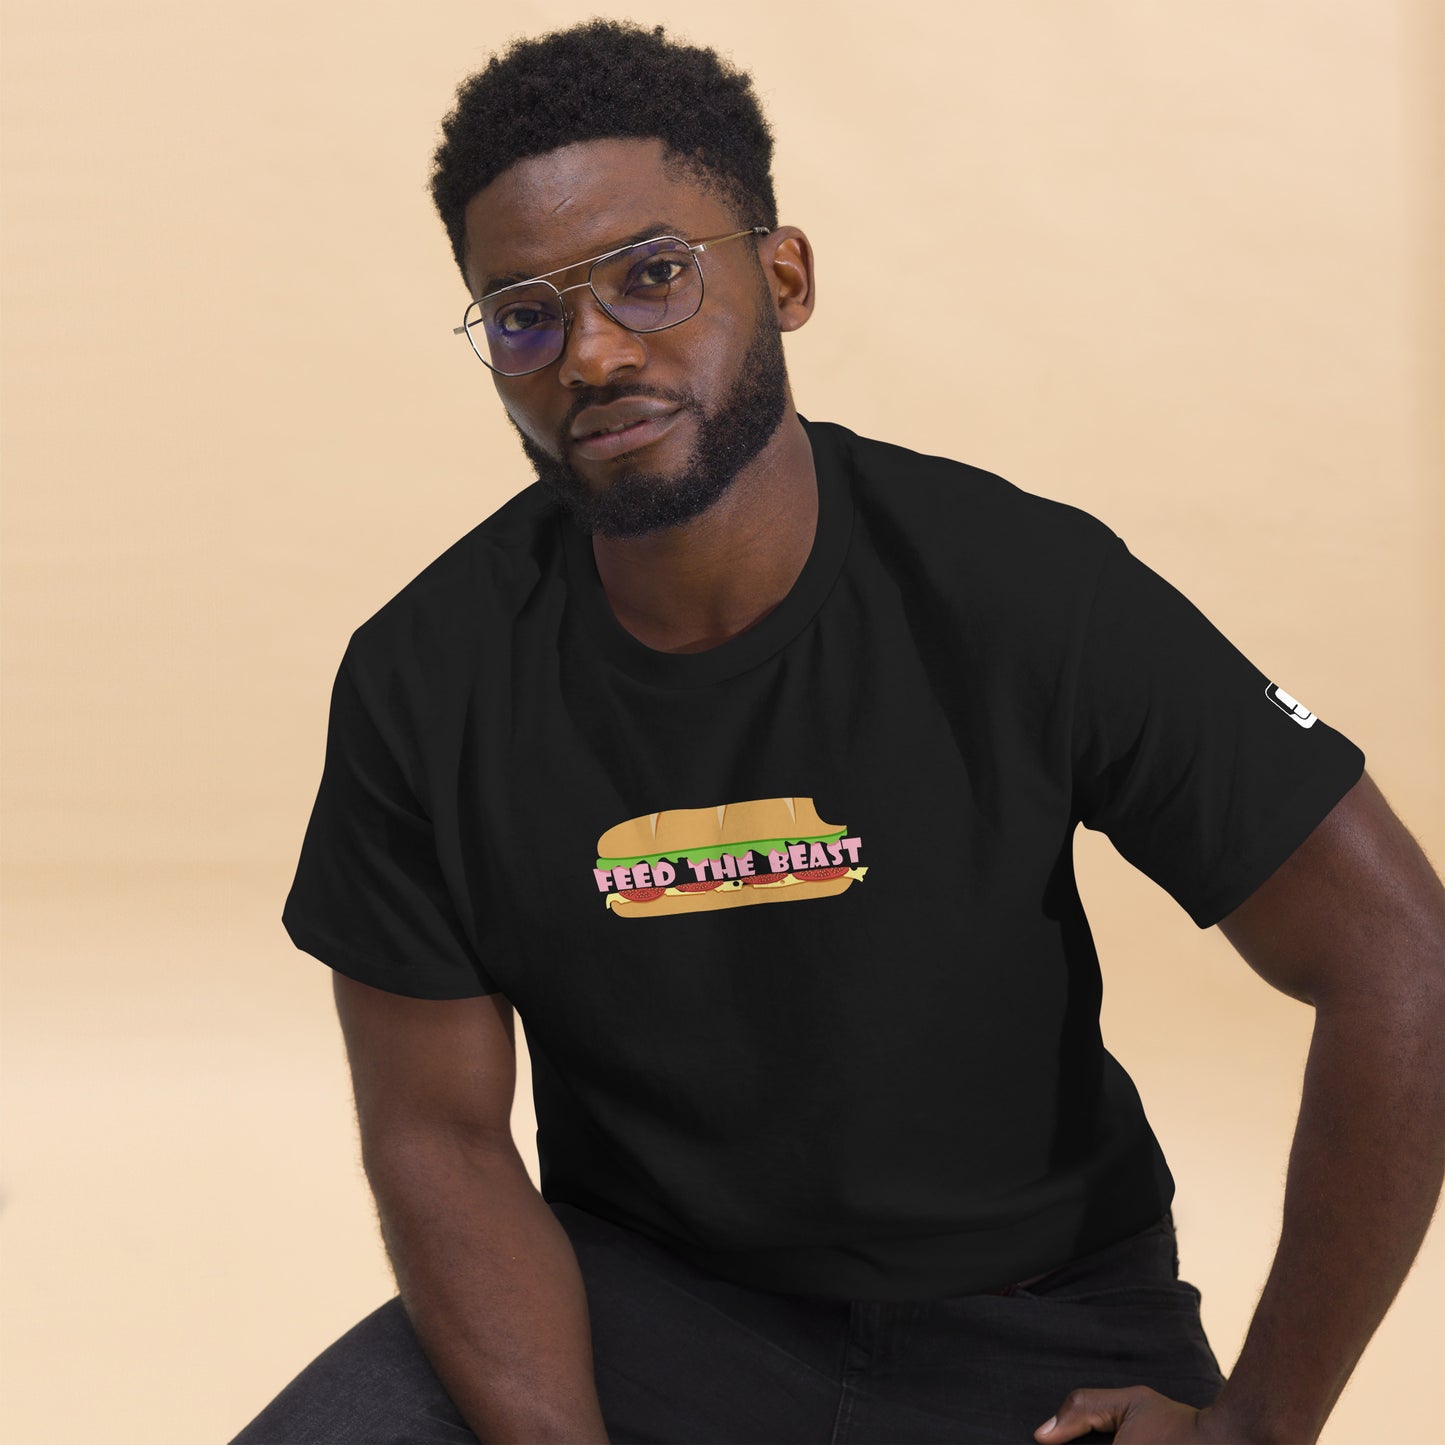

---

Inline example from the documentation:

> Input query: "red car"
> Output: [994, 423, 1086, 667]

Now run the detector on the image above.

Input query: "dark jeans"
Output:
[229, 1201, 1225, 1444]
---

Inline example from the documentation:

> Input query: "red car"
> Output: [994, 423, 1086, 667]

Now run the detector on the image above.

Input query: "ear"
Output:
[762, 226, 815, 332]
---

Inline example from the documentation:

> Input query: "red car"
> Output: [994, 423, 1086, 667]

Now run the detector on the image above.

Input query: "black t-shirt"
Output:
[282, 414, 1364, 1301]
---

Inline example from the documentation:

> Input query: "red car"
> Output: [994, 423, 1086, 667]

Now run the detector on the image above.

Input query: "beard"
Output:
[505, 304, 790, 540]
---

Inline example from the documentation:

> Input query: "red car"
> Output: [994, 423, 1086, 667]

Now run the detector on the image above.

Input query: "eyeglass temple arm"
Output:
[692, 225, 771, 254]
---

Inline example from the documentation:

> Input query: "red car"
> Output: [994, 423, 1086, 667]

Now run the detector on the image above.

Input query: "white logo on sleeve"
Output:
[1266, 683, 1318, 728]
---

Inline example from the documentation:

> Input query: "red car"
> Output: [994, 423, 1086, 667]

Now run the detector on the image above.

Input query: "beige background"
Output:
[3, 1, 1441, 1442]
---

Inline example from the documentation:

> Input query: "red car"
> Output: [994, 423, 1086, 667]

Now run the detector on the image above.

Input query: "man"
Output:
[232, 20, 1445, 1445]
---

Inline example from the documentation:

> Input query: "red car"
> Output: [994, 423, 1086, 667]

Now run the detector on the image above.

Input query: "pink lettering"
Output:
[839, 836, 862, 865]
[653, 860, 676, 887]
[788, 842, 808, 870]
[768, 849, 789, 873]
[594, 868, 613, 893]
[615, 866, 634, 891]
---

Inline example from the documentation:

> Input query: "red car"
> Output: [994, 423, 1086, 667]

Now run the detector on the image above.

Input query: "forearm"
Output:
[367, 1131, 611, 1445]
[1209, 991, 1445, 1444]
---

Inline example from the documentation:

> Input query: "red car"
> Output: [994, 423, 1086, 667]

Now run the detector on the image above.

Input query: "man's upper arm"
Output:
[330, 971, 519, 1166]
[1215, 770, 1445, 1009]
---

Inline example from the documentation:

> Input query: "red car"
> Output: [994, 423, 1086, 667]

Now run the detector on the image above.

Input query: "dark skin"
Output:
[461, 136, 817, 654]
[461, 137, 1445, 1445]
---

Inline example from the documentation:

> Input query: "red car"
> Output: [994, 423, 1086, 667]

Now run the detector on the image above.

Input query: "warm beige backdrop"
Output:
[2, 2, 1441, 1442]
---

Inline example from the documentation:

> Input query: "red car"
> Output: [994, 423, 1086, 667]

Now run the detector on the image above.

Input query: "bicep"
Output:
[1216, 770, 1445, 1008]
[331, 970, 519, 1165]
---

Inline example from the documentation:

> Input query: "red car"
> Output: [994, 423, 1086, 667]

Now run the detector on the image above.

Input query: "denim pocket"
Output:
[1016, 1277, 1205, 1311]
[1011, 1212, 1186, 1304]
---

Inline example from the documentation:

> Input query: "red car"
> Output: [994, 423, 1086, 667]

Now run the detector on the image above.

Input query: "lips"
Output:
[571, 397, 680, 440]
[570, 408, 683, 462]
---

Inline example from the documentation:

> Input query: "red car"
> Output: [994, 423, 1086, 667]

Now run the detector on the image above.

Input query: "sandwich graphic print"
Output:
[591, 796, 868, 918]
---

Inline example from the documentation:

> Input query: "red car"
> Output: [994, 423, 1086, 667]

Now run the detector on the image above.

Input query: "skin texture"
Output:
[333, 974, 612, 1444]
[511, 299, 790, 545]
[401, 135, 1445, 1445]
[461, 137, 817, 654]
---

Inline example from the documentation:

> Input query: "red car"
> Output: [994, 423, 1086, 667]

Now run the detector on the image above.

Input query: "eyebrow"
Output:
[480, 221, 686, 297]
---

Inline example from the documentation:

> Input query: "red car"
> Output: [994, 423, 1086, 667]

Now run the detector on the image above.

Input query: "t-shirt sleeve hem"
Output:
[282, 913, 501, 1000]
[1180, 744, 1366, 931]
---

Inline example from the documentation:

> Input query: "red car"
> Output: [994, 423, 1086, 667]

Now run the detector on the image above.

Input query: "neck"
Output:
[589, 404, 817, 655]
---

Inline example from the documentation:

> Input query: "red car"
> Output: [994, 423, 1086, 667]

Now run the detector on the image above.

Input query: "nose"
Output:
[555, 285, 649, 389]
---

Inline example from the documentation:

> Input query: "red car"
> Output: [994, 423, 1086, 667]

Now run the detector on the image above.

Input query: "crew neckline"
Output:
[559, 413, 855, 689]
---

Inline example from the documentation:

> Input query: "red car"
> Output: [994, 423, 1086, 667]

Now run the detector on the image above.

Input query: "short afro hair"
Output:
[428, 19, 779, 290]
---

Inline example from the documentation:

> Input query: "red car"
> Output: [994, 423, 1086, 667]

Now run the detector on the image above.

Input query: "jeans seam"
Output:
[828, 1380, 856, 1445]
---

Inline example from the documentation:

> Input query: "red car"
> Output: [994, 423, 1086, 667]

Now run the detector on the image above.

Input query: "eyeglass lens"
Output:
[464, 238, 703, 374]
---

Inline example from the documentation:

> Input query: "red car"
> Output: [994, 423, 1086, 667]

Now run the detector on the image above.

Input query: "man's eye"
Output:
[628, 258, 687, 290]
[497, 306, 548, 334]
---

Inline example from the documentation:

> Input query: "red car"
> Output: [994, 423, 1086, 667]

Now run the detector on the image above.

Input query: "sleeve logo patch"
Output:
[1266, 682, 1318, 728]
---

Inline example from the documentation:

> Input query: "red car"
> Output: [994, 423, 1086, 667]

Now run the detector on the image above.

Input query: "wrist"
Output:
[1200, 1391, 1320, 1445]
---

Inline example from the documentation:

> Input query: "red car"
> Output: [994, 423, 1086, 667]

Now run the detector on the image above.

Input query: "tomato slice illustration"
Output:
[619, 887, 667, 903]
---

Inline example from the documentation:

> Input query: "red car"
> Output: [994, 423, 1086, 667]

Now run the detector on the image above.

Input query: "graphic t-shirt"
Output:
[282, 415, 1365, 1301]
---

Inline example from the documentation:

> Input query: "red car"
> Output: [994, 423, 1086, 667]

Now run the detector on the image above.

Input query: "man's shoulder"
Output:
[345, 480, 559, 677]
[822, 417, 1118, 581]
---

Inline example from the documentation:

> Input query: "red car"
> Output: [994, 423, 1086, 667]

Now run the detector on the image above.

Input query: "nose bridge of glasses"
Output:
[554, 278, 595, 300]
[558, 278, 647, 357]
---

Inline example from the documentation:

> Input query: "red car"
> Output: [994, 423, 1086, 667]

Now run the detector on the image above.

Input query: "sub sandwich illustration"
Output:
[592, 796, 868, 918]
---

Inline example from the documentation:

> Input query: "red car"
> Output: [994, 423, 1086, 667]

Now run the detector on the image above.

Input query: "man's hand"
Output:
[1034, 1387, 1275, 1443]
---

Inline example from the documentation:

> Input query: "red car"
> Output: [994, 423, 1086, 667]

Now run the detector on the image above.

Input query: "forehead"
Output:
[462, 137, 736, 297]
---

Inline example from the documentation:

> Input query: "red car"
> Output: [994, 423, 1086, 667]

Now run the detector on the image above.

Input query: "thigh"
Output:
[553, 1200, 848, 1445]
[230, 1204, 851, 1445]
[227, 1296, 477, 1445]
[834, 1212, 1227, 1445]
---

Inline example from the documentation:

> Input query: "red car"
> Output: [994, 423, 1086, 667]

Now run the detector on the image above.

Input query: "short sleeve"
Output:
[282, 646, 500, 999]
[1070, 531, 1366, 929]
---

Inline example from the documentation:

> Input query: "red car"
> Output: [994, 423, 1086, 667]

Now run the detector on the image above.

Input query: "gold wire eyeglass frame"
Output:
[452, 226, 770, 376]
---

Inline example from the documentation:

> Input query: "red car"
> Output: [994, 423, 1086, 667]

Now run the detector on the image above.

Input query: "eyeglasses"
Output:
[453, 226, 770, 376]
